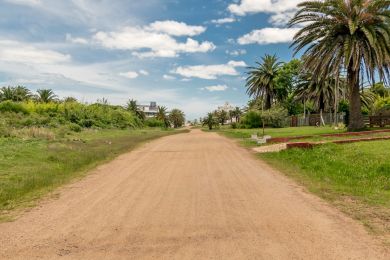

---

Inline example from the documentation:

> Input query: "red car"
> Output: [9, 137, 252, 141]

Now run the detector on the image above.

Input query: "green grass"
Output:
[213, 126, 345, 139]
[0, 128, 186, 217]
[207, 126, 346, 147]
[260, 141, 390, 236]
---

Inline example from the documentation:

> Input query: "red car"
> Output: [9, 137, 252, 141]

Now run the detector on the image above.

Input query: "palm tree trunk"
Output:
[347, 66, 365, 131]
[264, 94, 272, 110]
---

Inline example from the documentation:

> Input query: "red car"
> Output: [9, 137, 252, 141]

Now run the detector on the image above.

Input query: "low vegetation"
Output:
[0, 86, 187, 220]
[0, 128, 186, 220]
[260, 141, 390, 237]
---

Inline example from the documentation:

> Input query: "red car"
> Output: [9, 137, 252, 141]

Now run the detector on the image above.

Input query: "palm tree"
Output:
[202, 112, 218, 130]
[216, 110, 228, 125]
[233, 106, 242, 122]
[156, 106, 170, 128]
[246, 54, 282, 110]
[36, 89, 57, 103]
[126, 99, 145, 121]
[0, 86, 16, 101]
[169, 109, 185, 128]
[290, 0, 390, 131]
[14, 86, 32, 101]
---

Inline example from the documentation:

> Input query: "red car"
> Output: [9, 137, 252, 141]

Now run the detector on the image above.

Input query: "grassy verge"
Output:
[0, 128, 187, 219]
[215, 125, 390, 241]
[260, 141, 390, 240]
[207, 126, 346, 147]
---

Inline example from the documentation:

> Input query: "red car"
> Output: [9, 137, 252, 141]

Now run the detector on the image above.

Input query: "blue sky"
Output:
[0, 0, 303, 119]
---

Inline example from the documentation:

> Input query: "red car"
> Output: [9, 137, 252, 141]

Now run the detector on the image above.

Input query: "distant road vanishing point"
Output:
[0, 129, 388, 259]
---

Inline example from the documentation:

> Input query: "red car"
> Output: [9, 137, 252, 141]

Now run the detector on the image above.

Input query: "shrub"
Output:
[261, 106, 288, 128]
[373, 97, 390, 115]
[0, 101, 29, 114]
[241, 110, 262, 129]
[68, 123, 82, 132]
[145, 118, 165, 128]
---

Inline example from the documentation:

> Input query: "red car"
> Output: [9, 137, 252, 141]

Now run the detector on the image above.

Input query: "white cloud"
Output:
[172, 60, 247, 80]
[139, 70, 149, 76]
[94, 25, 215, 58]
[163, 74, 176, 80]
[226, 49, 247, 56]
[202, 85, 228, 92]
[228, 0, 303, 25]
[268, 11, 296, 26]
[228, 0, 302, 16]
[4, 0, 41, 6]
[147, 20, 206, 36]
[237, 27, 300, 45]
[119, 71, 139, 79]
[0, 40, 71, 64]
[66, 34, 88, 45]
[211, 17, 236, 25]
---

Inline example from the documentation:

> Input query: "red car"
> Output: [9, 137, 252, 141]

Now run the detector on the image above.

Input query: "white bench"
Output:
[251, 135, 272, 144]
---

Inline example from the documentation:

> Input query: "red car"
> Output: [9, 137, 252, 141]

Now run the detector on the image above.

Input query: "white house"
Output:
[137, 102, 158, 118]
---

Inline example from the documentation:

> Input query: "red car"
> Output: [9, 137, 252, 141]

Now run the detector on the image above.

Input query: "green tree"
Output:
[126, 99, 145, 121]
[290, 0, 390, 131]
[216, 110, 229, 125]
[169, 109, 185, 128]
[274, 59, 302, 101]
[36, 89, 57, 103]
[370, 82, 389, 98]
[246, 54, 282, 110]
[202, 112, 218, 130]
[156, 106, 170, 128]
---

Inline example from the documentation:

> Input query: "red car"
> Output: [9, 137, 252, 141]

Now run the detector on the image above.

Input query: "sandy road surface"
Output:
[0, 129, 388, 259]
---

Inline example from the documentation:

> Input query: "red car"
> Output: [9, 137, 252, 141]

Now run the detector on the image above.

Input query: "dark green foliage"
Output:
[144, 118, 165, 128]
[169, 109, 185, 128]
[0, 101, 29, 114]
[246, 54, 282, 110]
[240, 110, 262, 129]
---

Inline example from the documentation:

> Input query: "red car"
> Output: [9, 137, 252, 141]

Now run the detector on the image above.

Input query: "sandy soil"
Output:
[0, 129, 388, 259]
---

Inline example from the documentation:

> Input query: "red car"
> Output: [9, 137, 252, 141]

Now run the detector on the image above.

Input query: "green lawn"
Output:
[214, 126, 345, 139]
[214, 125, 390, 238]
[208, 126, 346, 147]
[260, 141, 390, 236]
[0, 128, 186, 219]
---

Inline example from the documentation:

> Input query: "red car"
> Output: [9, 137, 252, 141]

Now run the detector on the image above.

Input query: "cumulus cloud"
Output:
[228, 0, 303, 25]
[172, 60, 247, 80]
[226, 49, 247, 56]
[163, 74, 176, 80]
[66, 34, 88, 45]
[4, 0, 41, 6]
[0, 40, 71, 64]
[139, 70, 149, 76]
[119, 71, 139, 79]
[93, 22, 215, 58]
[237, 28, 300, 45]
[146, 20, 206, 36]
[211, 17, 236, 25]
[202, 85, 228, 92]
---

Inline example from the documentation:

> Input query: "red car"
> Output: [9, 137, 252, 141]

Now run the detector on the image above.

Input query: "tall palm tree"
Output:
[14, 86, 32, 101]
[290, 0, 390, 131]
[202, 112, 218, 130]
[0, 86, 16, 101]
[156, 106, 170, 128]
[246, 54, 282, 110]
[169, 109, 185, 128]
[36, 89, 57, 103]
[126, 99, 145, 121]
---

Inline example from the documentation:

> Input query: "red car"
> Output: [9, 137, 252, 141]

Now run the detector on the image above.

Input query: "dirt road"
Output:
[0, 129, 388, 259]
